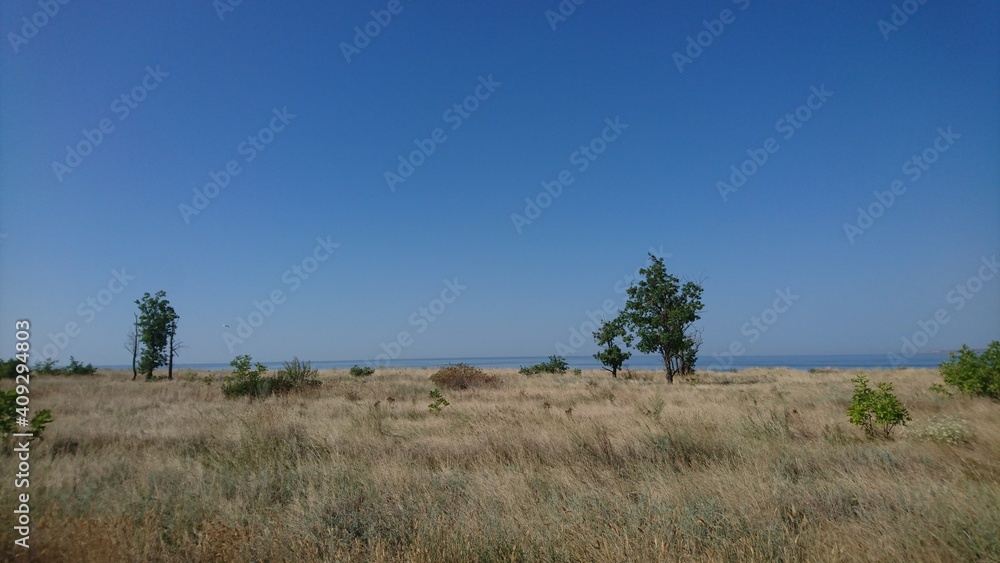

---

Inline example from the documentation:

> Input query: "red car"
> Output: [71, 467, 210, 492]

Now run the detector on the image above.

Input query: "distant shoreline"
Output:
[97, 353, 952, 372]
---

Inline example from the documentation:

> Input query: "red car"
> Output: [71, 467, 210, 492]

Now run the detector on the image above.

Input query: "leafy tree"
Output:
[134, 291, 178, 380]
[939, 342, 1000, 399]
[593, 319, 630, 378]
[847, 375, 910, 439]
[616, 254, 704, 383]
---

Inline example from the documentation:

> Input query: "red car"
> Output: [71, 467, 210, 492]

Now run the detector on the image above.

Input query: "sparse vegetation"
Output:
[939, 341, 1000, 399]
[429, 363, 498, 390]
[349, 364, 375, 377]
[519, 355, 568, 375]
[222, 356, 320, 399]
[2, 366, 998, 562]
[909, 416, 974, 446]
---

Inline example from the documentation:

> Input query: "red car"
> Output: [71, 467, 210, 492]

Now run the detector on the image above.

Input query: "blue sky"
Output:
[1, 0, 998, 367]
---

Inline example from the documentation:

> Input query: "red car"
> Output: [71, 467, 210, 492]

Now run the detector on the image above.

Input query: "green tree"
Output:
[847, 375, 911, 439]
[593, 319, 630, 378]
[134, 291, 178, 381]
[939, 342, 1000, 399]
[616, 254, 703, 383]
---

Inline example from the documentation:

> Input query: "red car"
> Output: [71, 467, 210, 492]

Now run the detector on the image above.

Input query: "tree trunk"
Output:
[662, 351, 675, 384]
[131, 314, 139, 381]
[167, 330, 174, 380]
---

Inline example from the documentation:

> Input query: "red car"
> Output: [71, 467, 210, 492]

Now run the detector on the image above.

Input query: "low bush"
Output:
[1, 390, 53, 443]
[0, 358, 19, 378]
[847, 375, 910, 439]
[430, 363, 498, 390]
[519, 355, 569, 375]
[938, 342, 999, 399]
[223, 356, 321, 399]
[274, 357, 321, 391]
[17, 357, 96, 376]
[349, 365, 375, 377]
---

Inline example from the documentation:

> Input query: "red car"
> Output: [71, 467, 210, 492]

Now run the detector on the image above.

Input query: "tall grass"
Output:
[1, 367, 998, 561]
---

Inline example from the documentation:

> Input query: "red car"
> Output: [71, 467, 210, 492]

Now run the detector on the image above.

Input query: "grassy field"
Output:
[2, 366, 998, 562]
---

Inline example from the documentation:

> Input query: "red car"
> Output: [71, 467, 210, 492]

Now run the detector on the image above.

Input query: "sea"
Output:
[102, 353, 953, 372]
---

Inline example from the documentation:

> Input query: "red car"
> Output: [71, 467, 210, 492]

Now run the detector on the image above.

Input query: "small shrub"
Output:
[349, 365, 375, 378]
[519, 355, 568, 375]
[223, 356, 320, 399]
[572, 368, 582, 376]
[428, 388, 450, 413]
[33, 358, 58, 375]
[847, 375, 911, 439]
[430, 363, 497, 390]
[909, 416, 974, 446]
[65, 356, 97, 375]
[1, 390, 53, 443]
[222, 355, 270, 399]
[275, 357, 321, 392]
[25, 357, 95, 376]
[0, 358, 19, 379]
[939, 342, 999, 399]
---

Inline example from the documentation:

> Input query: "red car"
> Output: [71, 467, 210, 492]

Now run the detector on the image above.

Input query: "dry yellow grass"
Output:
[2, 367, 998, 562]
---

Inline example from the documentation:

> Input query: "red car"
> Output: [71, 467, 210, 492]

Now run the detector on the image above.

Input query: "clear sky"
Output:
[1, 1, 998, 367]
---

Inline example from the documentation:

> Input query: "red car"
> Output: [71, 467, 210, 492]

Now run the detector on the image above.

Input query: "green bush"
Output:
[519, 355, 569, 375]
[349, 365, 375, 377]
[0, 358, 20, 379]
[1, 390, 52, 443]
[33, 359, 58, 375]
[274, 357, 321, 391]
[430, 363, 498, 390]
[222, 355, 270, 399]
[939, 342, 999, 399]
[223, 356, 321, 399]
[847, 375, 910, 439]
[23, 357, 96, 376]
